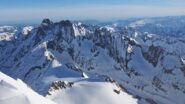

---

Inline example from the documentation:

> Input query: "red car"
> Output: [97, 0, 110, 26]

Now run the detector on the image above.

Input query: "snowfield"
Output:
[47, 80, 137, 104]
[0, 71, 137, 104]
[0, 72, 55, 104]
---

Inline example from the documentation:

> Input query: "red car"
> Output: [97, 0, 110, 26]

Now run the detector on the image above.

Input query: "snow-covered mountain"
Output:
[1, 16, 185, 104]
[111, 16, 185, 37]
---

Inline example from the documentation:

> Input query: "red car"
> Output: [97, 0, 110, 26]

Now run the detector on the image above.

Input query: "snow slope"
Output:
[0, 71, 138, 104]
[47, 80, 137, 104]
[0, 71, 55, 104]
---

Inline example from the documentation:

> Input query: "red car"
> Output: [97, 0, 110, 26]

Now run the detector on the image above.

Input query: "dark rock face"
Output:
[42, 18, 53, 26]
[47, 81, 74, 95]
[152, 76, 166, 93]
[57, 20, 75, 43]
[113, 89, 120, 94]
[104, 75, 116, 83]
[142, 45, 164, 67]
[46, 40, 56, 50]
[145, 98, 157, 104]
[60, 20, 73, 27]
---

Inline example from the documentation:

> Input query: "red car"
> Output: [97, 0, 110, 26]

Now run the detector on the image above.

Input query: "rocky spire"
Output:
[41, 18, 53, 26]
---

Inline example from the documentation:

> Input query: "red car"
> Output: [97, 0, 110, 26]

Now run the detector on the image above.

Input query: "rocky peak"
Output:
[41, 18, 53, 27]
[59, 20, 73, 27]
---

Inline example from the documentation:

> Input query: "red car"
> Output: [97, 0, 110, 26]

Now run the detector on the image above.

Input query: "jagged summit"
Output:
[59, 20, 73, 26]
[41, 19, 75, 27]
[42, 18, 53, 26]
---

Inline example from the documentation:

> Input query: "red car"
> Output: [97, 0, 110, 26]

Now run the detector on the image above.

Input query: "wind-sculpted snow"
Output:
[0, 17, 185, 104]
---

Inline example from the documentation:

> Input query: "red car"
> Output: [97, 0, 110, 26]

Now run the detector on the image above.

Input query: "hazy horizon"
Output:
[1, 0, 185, 24]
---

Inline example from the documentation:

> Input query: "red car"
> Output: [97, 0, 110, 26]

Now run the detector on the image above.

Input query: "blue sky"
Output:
[0, 0, 185, 24]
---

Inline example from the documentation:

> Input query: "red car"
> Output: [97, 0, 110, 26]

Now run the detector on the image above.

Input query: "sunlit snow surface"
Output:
[0, 71, 137, 104]
[0, 72, 55, 104]
[47, 81, 137, 104]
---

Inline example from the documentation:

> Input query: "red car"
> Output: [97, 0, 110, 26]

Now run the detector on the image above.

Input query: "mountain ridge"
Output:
[1, 17, 185, 104]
